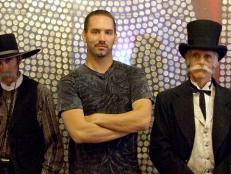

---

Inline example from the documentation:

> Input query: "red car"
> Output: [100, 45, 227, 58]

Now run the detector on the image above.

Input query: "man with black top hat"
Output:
[0, 33, 64, 174]
[149, 19, 231, 174]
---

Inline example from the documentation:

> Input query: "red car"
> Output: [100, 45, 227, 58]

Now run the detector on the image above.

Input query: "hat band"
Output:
[0, 50, 19, 56]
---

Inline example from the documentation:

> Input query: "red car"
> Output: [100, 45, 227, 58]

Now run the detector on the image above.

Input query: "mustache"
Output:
[0, 72, 17, 82]
[95, 43, 108, 48]
[188, 65, 213, 74]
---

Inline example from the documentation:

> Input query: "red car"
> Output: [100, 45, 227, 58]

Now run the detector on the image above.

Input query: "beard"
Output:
[188, 64, 213, 74]
[95, 47, 110, 58]
[91, 49, 111, 59]
[95, 51, 107, 57]
[0, 72, 17, 83]
[88, 42, 113, 58]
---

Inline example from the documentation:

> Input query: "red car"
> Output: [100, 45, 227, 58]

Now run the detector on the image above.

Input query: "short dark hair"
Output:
[84, 10, 117, 33]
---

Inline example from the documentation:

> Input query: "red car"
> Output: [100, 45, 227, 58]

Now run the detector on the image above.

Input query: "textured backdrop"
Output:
[0, 0, 230, 173]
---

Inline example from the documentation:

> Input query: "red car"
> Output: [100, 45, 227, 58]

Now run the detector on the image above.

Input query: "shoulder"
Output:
[61, 65, 85, 81]
[113, 61, 145, 77]
[113, 60, 140, 71]
[216, 83, 231, 92]
[66, 64, 86, 77]
[21, 75, 52, 97]
[157, 88, 175, 102]
[215, 83, 231, 99]
[157, 81, 189, 101]
[37, 83, 52, 97]
[22, 75, 38, 85]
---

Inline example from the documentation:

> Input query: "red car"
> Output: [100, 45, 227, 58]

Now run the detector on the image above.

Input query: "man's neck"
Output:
[190, 78, 211, 89]
[85, 56, 113, 74]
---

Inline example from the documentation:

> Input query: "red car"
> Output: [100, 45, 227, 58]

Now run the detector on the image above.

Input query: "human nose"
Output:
[198, 56, 206, 64]
[99, 32, 105, 41]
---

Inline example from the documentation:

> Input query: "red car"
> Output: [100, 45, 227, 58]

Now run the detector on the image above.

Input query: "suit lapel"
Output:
[171, 81, 231, 157]
[173, 81, 195, 149]
[212, 84, 231, 154]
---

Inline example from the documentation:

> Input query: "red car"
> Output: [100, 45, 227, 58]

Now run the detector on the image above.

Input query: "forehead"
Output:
[188, 49, 216, 55]
[0, 57, 17, 62]
[87, 15, 114, 30]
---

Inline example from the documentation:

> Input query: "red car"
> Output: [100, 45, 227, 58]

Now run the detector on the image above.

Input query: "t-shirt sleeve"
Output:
[57, 74, 83, 117]
[130, 67, 153, 103]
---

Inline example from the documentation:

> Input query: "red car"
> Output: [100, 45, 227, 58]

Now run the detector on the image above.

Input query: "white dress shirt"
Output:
[187, 80, 215, 174]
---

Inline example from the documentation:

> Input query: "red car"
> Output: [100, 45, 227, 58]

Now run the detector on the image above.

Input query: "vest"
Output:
[3, 75, 45, 174]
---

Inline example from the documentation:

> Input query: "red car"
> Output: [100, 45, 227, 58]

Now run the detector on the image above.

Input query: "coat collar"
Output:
[172, 79, 231, 153]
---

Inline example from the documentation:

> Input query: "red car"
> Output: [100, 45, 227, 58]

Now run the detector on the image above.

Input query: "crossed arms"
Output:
[61, 98, 152, 144]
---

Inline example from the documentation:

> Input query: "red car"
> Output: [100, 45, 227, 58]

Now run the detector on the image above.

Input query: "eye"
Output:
[0, 58, 13, 66]
[191, 53, 200, 59]
[105, 30, 113, 35]
[5, 58, 13, 63]
[91, 29, 99, 34]
[204, 54, 212, 60]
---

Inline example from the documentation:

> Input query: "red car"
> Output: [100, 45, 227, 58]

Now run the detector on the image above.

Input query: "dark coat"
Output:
[149, 80, 231, 174]
[0, 76, 45, 174]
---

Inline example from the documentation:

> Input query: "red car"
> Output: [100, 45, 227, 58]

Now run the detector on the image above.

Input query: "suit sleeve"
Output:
[149, 94, 193, 174]
[37, 84, 64, 173]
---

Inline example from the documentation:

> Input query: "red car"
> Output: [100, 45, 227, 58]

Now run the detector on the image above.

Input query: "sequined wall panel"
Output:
[220, 1, 231, 88]
[1, 0, 230, 174]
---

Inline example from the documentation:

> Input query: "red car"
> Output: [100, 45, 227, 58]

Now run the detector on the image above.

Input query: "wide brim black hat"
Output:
[0, 33, 40, 59]
[179, 19, 227, 61]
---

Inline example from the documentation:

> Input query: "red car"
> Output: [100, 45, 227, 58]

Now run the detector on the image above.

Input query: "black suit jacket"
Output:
[149, 80, 231, 174]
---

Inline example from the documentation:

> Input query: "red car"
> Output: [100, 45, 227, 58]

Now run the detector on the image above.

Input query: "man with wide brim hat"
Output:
[150, 19, 231, 174]
[0, 33, 64, 174]
[0, 33, 40, 87]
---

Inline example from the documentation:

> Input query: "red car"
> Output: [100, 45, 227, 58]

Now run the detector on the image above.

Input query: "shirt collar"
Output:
[190, 79, 212, 91]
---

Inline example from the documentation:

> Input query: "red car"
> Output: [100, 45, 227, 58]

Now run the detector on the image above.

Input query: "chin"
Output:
[192, 74, 211, 81]
[95, 52, 108, 58]
[193, 75, 211, 82]
[3, 82, 13, 86]
[2, 77, 15, 85]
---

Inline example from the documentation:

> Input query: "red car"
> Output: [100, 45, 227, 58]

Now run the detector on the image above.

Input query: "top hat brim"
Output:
[0, 48, 40, 60]
[179, 43, 227, 61]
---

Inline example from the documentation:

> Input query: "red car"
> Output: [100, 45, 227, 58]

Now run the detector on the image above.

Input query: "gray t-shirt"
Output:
[58, 61, 152, 174]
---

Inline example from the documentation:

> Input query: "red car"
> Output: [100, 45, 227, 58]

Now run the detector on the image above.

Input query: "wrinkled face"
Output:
[185, 49, 218, 83]
[82, 15, 117, 59]
[0, 57, 20, 86]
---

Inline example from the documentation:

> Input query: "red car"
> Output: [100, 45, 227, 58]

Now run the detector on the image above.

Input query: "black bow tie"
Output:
[190, 83, 211, 96]
[190, 82, 212, 120]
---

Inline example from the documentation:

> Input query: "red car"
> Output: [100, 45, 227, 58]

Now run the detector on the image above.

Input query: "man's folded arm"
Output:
[85, 98, 152, 133]
[61, 109, 128, 144]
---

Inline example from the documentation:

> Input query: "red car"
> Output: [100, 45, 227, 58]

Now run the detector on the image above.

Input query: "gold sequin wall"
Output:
[1, 0, 230, 173]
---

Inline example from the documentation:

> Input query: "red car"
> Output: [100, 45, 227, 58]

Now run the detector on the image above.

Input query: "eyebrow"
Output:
[90, 28, 114, 31]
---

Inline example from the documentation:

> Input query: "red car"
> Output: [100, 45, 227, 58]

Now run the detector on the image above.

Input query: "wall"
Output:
[0, 0, 230, 173]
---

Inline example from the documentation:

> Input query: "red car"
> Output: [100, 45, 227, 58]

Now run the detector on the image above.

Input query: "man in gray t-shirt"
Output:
[58, 10, 153, 174]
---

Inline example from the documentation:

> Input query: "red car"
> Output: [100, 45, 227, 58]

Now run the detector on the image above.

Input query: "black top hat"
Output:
[0, 33, 40, 59]
[179, 19, 227, 61]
